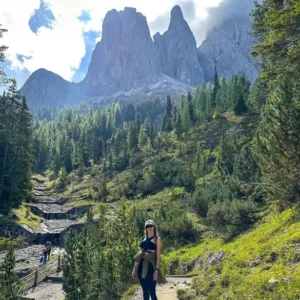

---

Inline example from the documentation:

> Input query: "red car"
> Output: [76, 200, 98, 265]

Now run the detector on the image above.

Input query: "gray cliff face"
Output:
[154, 6, 204, 86]
[83, 7, 161, 97]
[198, 16, 259, 83]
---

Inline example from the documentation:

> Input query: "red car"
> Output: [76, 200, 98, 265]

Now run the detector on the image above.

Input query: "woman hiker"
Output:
[132, 220, 162, 300]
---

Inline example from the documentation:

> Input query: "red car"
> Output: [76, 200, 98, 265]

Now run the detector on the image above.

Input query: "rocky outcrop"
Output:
[0, 223, 34, 242]
[35, 220, 84, 245]
[83, 7, 162, 97]
[198, 16, 259, 83]
[154, 5, 204, 86]
[30, 204, 90, 220]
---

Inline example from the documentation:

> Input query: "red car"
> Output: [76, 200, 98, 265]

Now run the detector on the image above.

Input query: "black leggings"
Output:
[138, 261, 158, 300]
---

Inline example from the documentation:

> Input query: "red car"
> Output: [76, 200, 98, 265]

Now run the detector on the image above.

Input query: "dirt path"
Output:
[25, 277, 192, 300]
[26, 282, 64, 300]
[132, 277, 192, 300]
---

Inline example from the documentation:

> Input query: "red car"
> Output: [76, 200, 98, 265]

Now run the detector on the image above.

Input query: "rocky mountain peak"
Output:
[153, 5, 203, 86]
[170, 5, 184, 25]
[83, 7, 160, 97]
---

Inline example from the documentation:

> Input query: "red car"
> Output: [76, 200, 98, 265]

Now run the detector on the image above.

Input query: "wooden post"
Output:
[34, 269, 38, 286]
[57, 255, 61, 273]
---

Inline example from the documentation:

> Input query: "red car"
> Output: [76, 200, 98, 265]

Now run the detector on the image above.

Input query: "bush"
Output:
[189, 179, 232, 217]
[206, 199, 257, 238]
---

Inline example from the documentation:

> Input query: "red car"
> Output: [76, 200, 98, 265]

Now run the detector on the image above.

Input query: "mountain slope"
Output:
[199, 16, 259, 83]
[19, 69, 79, 110]
[164, 207, 300, 299]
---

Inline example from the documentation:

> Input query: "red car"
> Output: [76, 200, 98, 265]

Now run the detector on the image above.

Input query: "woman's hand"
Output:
[131, 268, 137, 279]
[153, 270, 158, 281]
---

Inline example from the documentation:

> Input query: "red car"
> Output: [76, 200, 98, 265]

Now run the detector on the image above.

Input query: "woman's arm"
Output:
[156, 237, 162, 270]
[132, 261, 139, 278]
[153, 237, 162, 281]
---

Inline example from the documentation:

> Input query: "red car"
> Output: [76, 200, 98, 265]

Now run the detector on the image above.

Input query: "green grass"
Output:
[164, 206, 300, 299]
[32, 173, 47, 182]
[11, 205, 42, 230]
[121, 284, 140, 300]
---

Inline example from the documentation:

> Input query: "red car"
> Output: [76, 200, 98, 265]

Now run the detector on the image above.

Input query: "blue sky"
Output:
[28, 0, 56, 34]
[1, 0, 225, 89]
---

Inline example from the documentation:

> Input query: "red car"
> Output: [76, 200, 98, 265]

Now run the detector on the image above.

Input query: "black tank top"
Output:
[140, 236, 157, 251]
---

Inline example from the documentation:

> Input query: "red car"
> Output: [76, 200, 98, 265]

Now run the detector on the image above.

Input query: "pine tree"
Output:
[138, 126, 148, 148]
[162, 96, 173, 132]
[234, 145, 260, 183]
[187, 91, 195, 125]
[135, 112, 142, 134]
[212, 66, 220, 108]
[251, 0, 300, 83]
[216, 132, 236, 177]
[0, 81, 33, 213]
[0, 246, 20, 300]
[127, 122, 138, 151]
[173, 107, 182, 139]
[114, 104, 122, 127]
[248, 77, 268, 111]
[256, 80, 300, 203]
[62, 230, 81, 300]
[234, 93, 248, 115]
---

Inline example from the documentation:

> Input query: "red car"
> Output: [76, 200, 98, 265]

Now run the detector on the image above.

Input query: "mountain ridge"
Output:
[20, 6, 259, 110]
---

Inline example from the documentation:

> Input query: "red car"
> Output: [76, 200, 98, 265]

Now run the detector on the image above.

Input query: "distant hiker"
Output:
[132, 220, 162, 300]
[43, 247, 48, 265]
[46, 241, 52, 261]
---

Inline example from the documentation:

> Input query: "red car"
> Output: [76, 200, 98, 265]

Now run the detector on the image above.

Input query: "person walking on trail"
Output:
[42, 247, 48, 265]
[46, 241, 52, 261]
[132, 220, 162, 300]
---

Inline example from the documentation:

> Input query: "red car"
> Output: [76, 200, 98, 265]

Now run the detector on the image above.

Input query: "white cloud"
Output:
[1, 0, 223, 84]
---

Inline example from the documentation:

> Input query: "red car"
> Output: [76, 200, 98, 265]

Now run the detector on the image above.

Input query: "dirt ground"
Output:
[25, 276, 192, 300]
[26, 281, 64, 300]
[131, 277, 192, 300]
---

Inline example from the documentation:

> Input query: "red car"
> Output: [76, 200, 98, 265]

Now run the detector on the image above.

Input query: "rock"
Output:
[206, 250, 225, 266]
[19, 69, 81, 110]
[268, 277, 279, 284]
[83, 7, 161, 97]
[198, 16, 259, 83]
[177, 288, 197, 300]
[180, 262, 194, 274]
[168, 259, 179, 274]
[154, 5, 204, 86]
[266, 252, 279, 263]
[193, 255, 203, 271]
[281, 277, 292, 283]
